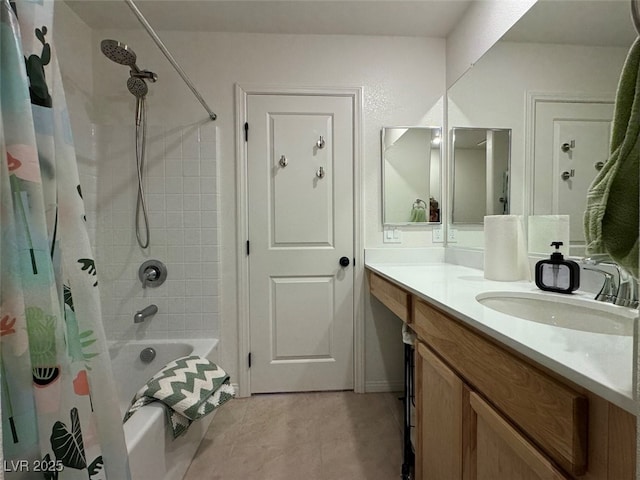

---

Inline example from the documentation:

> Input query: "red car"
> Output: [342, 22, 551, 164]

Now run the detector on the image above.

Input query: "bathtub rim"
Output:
[108, 338, 219, 361]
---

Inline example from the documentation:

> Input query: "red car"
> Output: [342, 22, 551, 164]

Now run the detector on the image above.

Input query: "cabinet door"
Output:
[416, 342, 463, 480]
[469, 392, 569, 480]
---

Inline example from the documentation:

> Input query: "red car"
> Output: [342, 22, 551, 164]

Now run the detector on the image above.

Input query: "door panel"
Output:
[271, 276, 333, 359]
[272, 114, 333, 246]
[248, 93, 354, 393]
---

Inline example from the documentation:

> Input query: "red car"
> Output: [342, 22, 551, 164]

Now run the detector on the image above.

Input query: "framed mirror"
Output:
[451, 127, 511, 224]
[382, 126, 442, 225]
[446, 0, 634, 251]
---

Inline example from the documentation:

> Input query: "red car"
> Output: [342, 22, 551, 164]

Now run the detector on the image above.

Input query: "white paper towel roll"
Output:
[528, 215, 570, 255]
[484, 215, 530, 281]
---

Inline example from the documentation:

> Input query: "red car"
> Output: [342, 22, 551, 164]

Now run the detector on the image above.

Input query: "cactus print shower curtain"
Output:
[0, 1, 131, 478]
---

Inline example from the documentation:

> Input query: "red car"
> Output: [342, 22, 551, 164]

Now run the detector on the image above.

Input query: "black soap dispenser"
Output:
[535, 242, 580, 294]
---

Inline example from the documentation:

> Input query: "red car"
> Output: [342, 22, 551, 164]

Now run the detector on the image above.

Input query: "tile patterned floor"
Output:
[183, 391, 405, 480]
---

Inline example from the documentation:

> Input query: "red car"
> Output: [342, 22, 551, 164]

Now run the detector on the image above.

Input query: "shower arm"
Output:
[123, 0, 217, 121]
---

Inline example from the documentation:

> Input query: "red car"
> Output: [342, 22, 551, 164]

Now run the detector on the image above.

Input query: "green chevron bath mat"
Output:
[124, 355, 235, 438]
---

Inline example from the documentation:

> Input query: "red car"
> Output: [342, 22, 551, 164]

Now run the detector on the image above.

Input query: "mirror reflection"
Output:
[451, 127, 510, 224]
[446, 0, 634, 250]
[382, 127, 442, 225]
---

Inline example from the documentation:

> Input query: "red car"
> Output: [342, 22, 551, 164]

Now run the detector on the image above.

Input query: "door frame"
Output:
[234, 84, 364, 397]
[524, 91, 614, 221]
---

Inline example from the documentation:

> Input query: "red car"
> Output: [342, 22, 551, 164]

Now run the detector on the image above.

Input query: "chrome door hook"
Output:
[316, 136, 326, 149]
[316, 166, 325, 179]
[560, 169, 575, 181]
[279, 155, 288, 167]
[561, 140, 575, 152]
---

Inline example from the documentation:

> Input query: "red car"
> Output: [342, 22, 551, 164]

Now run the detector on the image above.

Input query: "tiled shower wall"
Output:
[84, 121, 220, 341]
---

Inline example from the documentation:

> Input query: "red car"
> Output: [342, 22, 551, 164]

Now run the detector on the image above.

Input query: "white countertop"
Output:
[366, 261, 639, 414]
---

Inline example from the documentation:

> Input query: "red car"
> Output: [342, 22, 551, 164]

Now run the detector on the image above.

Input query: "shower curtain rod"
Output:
[633, 0, 640, 35]
[124, 0, 217, 121]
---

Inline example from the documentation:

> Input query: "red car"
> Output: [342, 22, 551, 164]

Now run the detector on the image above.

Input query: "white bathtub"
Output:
[109, 339, 220, 480]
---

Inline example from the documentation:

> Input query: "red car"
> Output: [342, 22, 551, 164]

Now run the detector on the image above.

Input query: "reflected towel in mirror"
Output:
[584, 37, 639, 278]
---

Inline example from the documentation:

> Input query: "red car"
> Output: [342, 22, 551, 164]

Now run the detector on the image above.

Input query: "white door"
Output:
[247, 93, 354, 393]
[533, 101, 614, 253]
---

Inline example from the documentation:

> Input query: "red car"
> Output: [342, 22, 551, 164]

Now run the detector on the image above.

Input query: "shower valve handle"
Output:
[143, 266, 159, 286]
[139, 260, 167, 288]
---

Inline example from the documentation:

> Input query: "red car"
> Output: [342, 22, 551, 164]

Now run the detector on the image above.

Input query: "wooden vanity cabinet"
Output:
[415, 340, 570, 480]
[412, 297, 636, 480]
[365, 268, 636, 479]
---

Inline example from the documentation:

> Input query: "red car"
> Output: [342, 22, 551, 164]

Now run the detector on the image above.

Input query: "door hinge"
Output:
[248, 352, 252, 368]
[246, 240, 250, 255]
[244, 122, 249, 142]
[353, 257, 356, 267]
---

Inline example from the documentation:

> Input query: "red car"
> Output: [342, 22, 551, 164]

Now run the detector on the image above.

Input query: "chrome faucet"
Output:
[134, 304, 158, 323]
[581, 255, 638, 308]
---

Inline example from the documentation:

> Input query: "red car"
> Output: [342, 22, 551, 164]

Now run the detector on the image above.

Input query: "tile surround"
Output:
[82, 122, 220, 341]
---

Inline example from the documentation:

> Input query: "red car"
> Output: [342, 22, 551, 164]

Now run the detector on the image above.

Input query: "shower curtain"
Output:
[0, 1, 130, 478]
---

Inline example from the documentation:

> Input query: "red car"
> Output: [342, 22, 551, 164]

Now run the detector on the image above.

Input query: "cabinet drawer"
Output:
[413, 298, 587, 476]
[369, 272, 411, 323]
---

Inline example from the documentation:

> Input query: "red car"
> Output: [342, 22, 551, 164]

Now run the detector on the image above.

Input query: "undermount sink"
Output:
[475, 291, 638, 336]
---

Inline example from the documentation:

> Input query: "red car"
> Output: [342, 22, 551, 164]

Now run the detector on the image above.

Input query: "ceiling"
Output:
[63, 0, 639, 50]
[503, 0, 637, 47]
[452, 128, 487, 150]
[63, 0, 473, 37]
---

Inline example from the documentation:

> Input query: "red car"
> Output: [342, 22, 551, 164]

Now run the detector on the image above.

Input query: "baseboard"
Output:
[231, 383, 245, 397]
[365, 380, 404, 393]
[235, 381, 402, 396]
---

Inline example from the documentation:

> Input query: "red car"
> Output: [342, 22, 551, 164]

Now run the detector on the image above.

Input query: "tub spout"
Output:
[134, 304, 158, 323]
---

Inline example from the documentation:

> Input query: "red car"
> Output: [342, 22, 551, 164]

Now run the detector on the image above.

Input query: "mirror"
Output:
[451, 127, 511, 224]
[447, 0, 635, 251]
[382, 127, 442, 225]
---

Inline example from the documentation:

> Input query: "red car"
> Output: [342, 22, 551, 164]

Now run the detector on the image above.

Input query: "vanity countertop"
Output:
[366, 261, 638, 414]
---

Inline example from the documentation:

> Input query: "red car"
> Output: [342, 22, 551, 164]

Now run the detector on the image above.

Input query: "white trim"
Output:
[365, 381, 404, 393]
[235, 84, 365, 397]
[234, 85, 251, 397]
[524, 91, 615, 223]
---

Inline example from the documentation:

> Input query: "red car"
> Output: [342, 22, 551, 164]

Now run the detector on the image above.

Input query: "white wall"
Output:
[446, 0, 537, 87]
[53, 1, 95, 238]
[453, 148, 486, 223]
[70, 27, 447, 390]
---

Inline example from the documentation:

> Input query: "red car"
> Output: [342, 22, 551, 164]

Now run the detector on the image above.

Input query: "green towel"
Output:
[584, 37, 640, 278]
[124, 355, 235, 438]
[410, 205, 427, 222]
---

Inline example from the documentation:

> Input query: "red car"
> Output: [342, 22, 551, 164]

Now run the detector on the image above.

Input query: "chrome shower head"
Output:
[102, 38, 156, 98]
[127, 77, 148, 97]
[101, 39, 137, 67]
